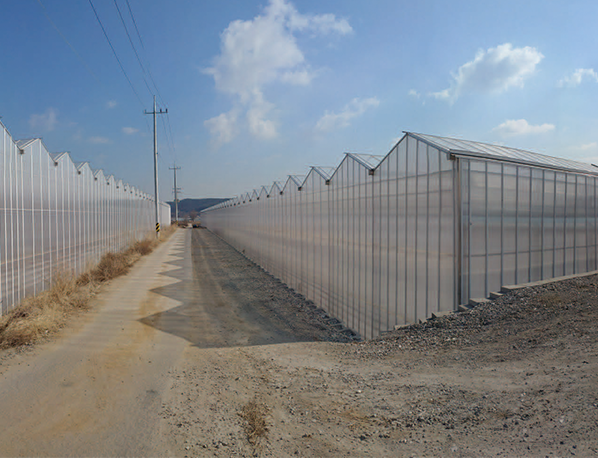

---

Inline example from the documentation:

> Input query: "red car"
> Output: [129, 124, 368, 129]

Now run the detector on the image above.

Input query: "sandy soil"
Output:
[163, 229, 598, 458]
[0, 228, 596, 457]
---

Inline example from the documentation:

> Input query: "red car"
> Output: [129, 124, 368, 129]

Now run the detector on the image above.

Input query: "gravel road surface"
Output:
[0, 227, 596, 457]
[0, 228, 350, 456]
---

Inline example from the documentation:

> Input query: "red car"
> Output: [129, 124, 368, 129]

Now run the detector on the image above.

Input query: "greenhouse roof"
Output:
[347, 153, 384, 170]
[408, 132, 598, 176]
[311, 166, 336, 181]
[15, 138, 38, 149]
[202, 130, 598, 214]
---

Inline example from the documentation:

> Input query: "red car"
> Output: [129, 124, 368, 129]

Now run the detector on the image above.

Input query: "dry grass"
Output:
[0, 274, 95, 348]
[0, 226, 176, 348]
[239, 400, 269, 446]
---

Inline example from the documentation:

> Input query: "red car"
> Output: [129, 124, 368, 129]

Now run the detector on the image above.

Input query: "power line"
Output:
[120, 0, 175, 161]
[160, 114, 176, 160]
[125, 0, 145, 50]
[165, 113, 177, 159]
[36, 0, 103, 88]
[112, 0, 153, 97]
[88, 0, 146, 109]
[124, 0, 166, 106]
[40, 0, 151, 134]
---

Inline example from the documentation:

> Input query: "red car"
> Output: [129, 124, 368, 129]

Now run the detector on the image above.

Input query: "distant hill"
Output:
[167, 198, 228, 220]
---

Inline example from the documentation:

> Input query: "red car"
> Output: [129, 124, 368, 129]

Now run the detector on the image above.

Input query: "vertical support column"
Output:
[453, 155, 462, 307]
[484, 161, 489, 298]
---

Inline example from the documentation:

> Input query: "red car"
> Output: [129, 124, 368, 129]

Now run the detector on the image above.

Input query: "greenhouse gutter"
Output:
[447, 150, 598, 176]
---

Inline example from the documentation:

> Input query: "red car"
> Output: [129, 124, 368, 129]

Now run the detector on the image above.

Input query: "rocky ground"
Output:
[0, 227, 595, 457]
[161, 230, 598, 457]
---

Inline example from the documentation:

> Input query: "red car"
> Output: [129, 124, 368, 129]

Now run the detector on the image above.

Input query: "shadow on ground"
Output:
[138, 229, 334, 349]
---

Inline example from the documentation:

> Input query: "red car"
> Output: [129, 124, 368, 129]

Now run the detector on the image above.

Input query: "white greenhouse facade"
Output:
[1, 120, 170, 314]
[202, 132, 598, 340]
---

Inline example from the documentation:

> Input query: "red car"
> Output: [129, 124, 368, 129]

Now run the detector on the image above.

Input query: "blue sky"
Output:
[2, 0, 598, 199]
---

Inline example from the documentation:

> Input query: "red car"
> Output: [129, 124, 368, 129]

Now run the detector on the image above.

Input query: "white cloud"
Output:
[558, 68, 598, 87]
[107, 100, 118, 109]
[89, 136, 111, 144]
[29, 108, 58, 133]
[305, 13, 352, 34]
[264, 0, 352, 35]
[408, 89, 420, 98]
[315, 97, 379, 132]
[122, 127, 139, 135]
[492, 119, 555, 136]
[579, 142, 598, 151]
[569, 142, 598, 158]
[204, 0, 351, 144]
[280, 69, 314, 85]
[204, 110, 239, 145]
[431, 43, 544, 103]
[247, 93, 277, 139]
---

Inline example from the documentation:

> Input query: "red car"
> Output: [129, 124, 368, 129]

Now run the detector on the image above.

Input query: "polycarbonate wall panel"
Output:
[0, 122, 169, 314]
[202, 136, 457, 339]
[461, 158, 598, 303]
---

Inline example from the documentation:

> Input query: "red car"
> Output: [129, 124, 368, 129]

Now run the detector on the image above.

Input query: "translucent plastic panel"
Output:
[486, 164, 503, 258]
[517, 167, 531, 283]
[0, 123, 168, 314]
[461, 159, 598, 305]
[404, 138, 418, 324]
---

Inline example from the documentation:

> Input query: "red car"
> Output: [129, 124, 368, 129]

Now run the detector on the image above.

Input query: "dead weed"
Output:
[0, 273, 96, 348]
[239, 400, 269, 446]
[0, 227, 176, 348]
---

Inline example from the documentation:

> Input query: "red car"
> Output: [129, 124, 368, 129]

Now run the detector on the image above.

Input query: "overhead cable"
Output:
[36, 0, 103, 88]
[113, 0, 154, 97]
[124, 0, 167, 106]
[119, 0, 175, 159]
[88, 0, 146, 109]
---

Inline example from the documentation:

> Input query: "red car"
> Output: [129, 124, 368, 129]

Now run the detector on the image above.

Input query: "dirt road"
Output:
[0, 228, 597, 457]
[0, 228, 349, 457]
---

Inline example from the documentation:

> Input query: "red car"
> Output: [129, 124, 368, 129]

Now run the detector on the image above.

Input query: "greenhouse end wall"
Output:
[461, 157, 598, 302]
[202, 135, 457, 339]
[0, 120, 170, 314]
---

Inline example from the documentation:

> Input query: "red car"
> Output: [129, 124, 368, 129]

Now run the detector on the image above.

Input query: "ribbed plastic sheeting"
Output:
[202, 132, 598, 339]
[202, 135, 457, 339]
[461, 158, 598, 302]
[0, 120, 170, 314]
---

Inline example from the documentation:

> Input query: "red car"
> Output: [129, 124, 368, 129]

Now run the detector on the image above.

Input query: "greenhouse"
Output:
[0, 120, 170, 314]
[202, 132, 598, 339]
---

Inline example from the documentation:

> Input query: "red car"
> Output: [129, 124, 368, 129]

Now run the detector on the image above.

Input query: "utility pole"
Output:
[170, 165, 181, 222]
[144, 95, 167, 237]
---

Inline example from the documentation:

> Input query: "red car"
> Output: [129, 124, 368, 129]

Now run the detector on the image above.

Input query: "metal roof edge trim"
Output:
[345, 152, 382, 171]
[305, 166, 330, 184]
[16, 138, 39, 150]
[1, 119, 164, 204]
[284, 175, 305, 189]
[269, 181, 283, 195]
[449, 150, 598, 176]
[327, 154, 371, 183]
[369, 132, 410, 174]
